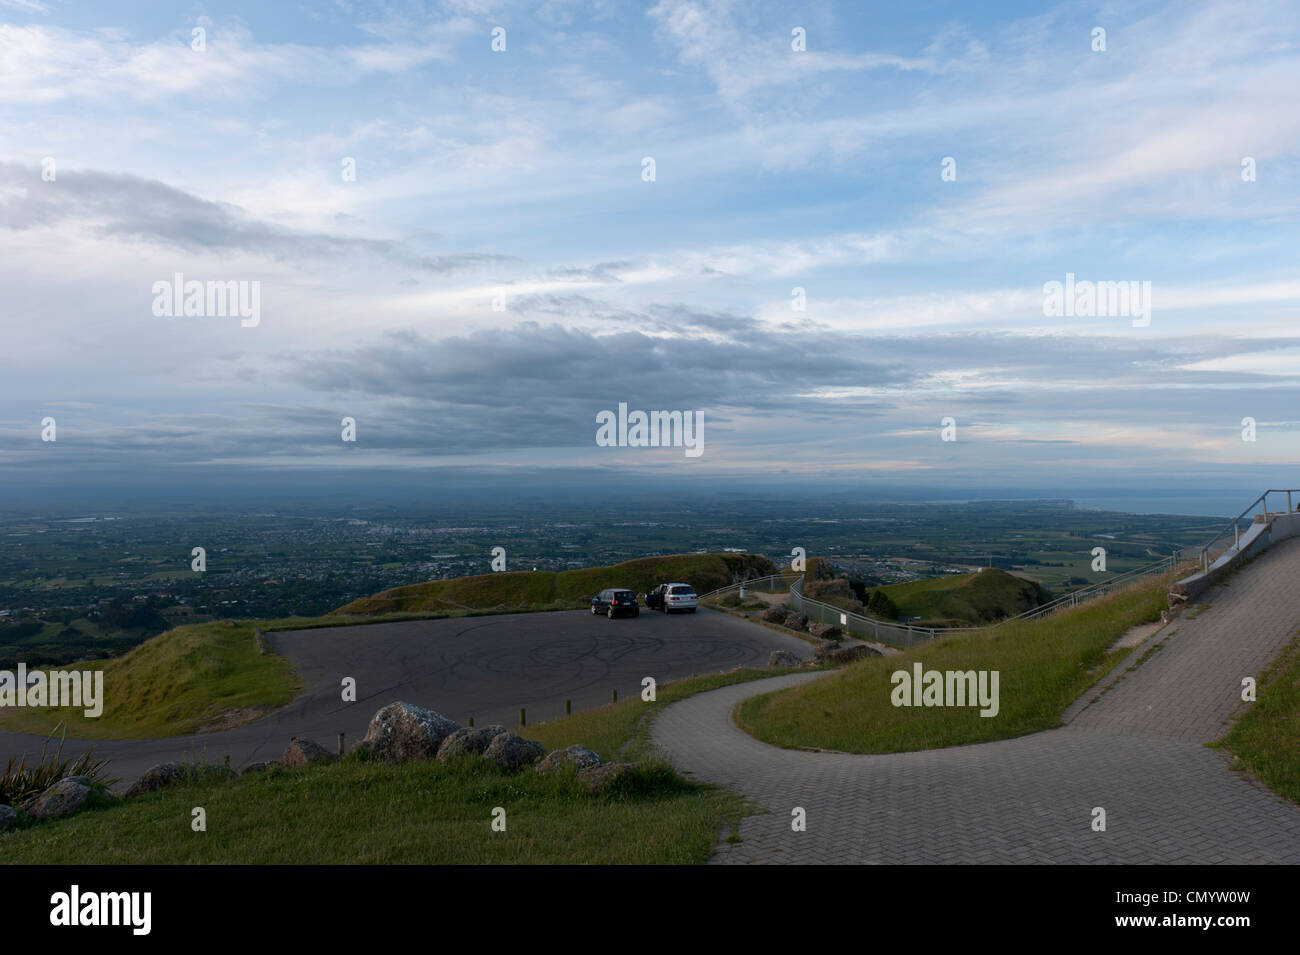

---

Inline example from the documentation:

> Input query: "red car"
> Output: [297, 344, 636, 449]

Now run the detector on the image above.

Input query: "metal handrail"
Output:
[1192, 489, 1300, 572]
[787, 554, 1181, 648]
[698, 572, 800, 600]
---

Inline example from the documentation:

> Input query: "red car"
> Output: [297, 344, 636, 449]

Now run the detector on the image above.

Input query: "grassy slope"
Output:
[334, 553, 774, 615]
[0, 667, 808, 864]
[872, 568, 1049, 625]
[1220, 631, 1300, 805]
[0, 620, 300, 739]
[738, 576, 1169, 754]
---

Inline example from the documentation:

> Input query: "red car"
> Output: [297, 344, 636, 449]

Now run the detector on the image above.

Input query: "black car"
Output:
[591, 588, 640, 618]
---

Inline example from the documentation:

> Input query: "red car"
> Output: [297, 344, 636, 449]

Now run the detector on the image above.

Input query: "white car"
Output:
[648, 582, 698, 613]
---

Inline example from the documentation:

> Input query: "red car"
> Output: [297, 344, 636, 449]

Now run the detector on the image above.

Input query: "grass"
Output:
[869, 568, 1051, 626]
[521, 666, 818, 761]
[1220, 630, 1300, 805]
[737, 575, 1171, 754]
[0, 667, 807, 864]
[0, 620, 300, 739]
[335, 553, 775, 615]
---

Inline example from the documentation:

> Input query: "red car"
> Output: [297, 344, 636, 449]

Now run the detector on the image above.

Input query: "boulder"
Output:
[0, 804, 16, 831]
[576, 762, 638, 795]
[814, 643, 882, 665]
[535, 744, 601, 775]
[360, 702, 460, 762]
[808, 623, 842, 640]
[125, 763, 186, 798]
[768, 649, 802, 668]
[482, 732, 546, 771]
[782, 611, 809, 631]
[761, 605, 788, 623]
[436, 725, 508, 762]
[124, 762, 234, 799]
[283, 737, 337, 769]
[24, 777, 91, 820]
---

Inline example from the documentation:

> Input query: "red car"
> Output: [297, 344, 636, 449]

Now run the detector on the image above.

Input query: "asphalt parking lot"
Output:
[0, 607, 811, 789]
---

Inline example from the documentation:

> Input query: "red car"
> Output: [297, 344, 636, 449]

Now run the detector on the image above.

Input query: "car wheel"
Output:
[607, 607, 615, 619]
[591, 605, 599, 615]
[688, 607, 697, 613]
[632, 609, 640, 617]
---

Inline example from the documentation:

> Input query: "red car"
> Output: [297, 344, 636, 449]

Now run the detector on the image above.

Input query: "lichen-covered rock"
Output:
[782, 611, 809, 630]
[761, 605, 789, 623]
[807, 623, 842, 640]
[482, 732, 546, 771]
[361, 702, 460, 761]
[25, 778, 91, 820]
[535, 744, 601, 775]
[576, 762, 638, 795]
[814, 643, 882, 665]
[124, 762, 234, 799]
[768, 649, 802, 668]
[0, 803, 16, 830]
[283, 737, 337, 769]
[436, 725, 507, 762]
[125, 763, 186, 798]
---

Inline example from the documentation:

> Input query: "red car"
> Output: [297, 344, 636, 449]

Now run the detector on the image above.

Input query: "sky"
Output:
[0, 0, 1298, 513]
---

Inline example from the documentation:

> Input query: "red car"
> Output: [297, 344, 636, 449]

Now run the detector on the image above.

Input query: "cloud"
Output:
[0, 162, 513, 274]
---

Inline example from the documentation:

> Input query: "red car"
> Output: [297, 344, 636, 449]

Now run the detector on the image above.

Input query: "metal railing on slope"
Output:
[788, 554, 1181, 650]
[697, 573, 801, 600]
[1191, 489, 1300, 573]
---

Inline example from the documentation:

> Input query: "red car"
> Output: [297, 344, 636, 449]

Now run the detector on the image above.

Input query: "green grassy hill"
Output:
[0, 619, 301, 739]
[740, 573, 1171, 754]
[333, 553, 775, 615]
[870, 568, 1051, 626]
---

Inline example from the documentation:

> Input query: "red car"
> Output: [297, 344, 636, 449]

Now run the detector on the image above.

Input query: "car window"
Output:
[669, 585, 695, 595]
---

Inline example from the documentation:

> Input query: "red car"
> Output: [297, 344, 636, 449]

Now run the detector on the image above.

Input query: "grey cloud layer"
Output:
[0, 163, 512, 274]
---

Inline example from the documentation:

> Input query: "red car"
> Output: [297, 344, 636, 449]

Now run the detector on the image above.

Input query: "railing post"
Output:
[1235, 524, 1240, 549]
[1290, 490, 1293, 513]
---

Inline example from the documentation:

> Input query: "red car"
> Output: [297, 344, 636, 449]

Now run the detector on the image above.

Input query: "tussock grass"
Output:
[1, 731, 115, 806]
[1221, 631, 1300, 805]
[737, 576, 1170, 754]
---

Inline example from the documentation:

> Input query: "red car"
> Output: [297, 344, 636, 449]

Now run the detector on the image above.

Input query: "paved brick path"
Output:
[652, 537, 1300, 864]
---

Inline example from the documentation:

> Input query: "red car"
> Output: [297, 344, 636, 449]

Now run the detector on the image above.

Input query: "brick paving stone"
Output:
[652, 537, 1300, 864]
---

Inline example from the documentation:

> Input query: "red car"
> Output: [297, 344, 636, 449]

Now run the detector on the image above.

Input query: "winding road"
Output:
[651, 536, 1300, 864]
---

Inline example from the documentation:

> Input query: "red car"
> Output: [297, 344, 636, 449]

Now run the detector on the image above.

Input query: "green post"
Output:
[565, 699, 571, 716]
[468, 716, 474, 727]
[611, 689, 617, 703]
[519, 707, 526, 727]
